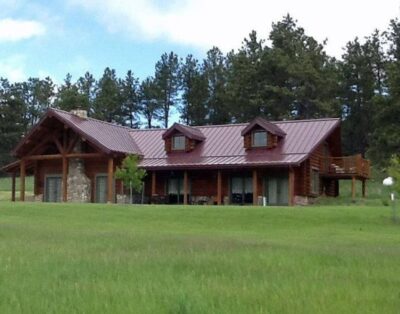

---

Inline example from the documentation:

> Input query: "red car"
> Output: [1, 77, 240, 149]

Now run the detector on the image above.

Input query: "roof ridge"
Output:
[50, 108, 133, 131]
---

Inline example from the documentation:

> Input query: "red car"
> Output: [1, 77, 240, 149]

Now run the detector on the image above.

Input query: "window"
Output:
[252, 131, 267, 147]
[311, 169, 319, 195]
[172, 135, 185, 150]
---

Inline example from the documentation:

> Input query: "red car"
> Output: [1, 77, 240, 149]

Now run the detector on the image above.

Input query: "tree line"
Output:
[1, 14, 400, 171]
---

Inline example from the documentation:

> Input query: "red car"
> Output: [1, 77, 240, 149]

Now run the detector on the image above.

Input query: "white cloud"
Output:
[69, 0, 400, 57]
[0, 18, 45, 42]
[0, 54, 27, 82]
[70, 0, 399, 56]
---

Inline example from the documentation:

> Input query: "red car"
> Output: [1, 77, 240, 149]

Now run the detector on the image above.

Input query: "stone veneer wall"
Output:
[67, 158, 91, 202]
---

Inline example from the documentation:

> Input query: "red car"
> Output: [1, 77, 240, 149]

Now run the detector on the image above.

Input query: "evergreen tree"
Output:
[0, 79, 25, 168]
[180, 55, 209, 125]
[340, 36, 380, 156]
[77, 71, 96, 114]
[93, 68, 124, 123]
[56, 73, 88, 111]
[140, 77, 161, 128]
[154, 52, 181, 128]
[226, 31, 265, 122]
[203, 47, 230, 124]
[121, 70, 140, 128]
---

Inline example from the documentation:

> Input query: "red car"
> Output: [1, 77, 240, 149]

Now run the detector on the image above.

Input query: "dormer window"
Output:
[241, 117, 286, 150]
[252, 131, 267, 147]
[163, 123, 206, 153]
[172, 135, 185, 150]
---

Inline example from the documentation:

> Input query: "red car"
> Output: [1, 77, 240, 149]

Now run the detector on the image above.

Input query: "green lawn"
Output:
[0, 202, 399, 313]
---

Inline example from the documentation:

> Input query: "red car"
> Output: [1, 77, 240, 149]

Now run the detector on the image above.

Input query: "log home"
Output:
[2, 108, 370, 205]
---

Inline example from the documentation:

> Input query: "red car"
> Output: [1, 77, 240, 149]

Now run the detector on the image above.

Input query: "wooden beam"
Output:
[62, 156, 68, 202]
[217, 170, 222, 205]
[183, 170, 188, 205]
[151, 171, 156, 196]
[67, 134, 79, 153]
[11, 172, 16, 202]
[362, 179, 366, 198]
[26, 133, 53, 156]
[107, 157, 114, 203]
[25, 153, 104, 161]
[351, 176, 356, 202]
[53, 135, 64, 154]
[33, 161, 38, 195]
[253, 169, 258, 206]
[20, 159, 25, 202]
[289, 167, 295, 206]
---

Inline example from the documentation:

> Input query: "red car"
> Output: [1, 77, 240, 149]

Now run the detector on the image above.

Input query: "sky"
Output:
[1, 0, 400, 84]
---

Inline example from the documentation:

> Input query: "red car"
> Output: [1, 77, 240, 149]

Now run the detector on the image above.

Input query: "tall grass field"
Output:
[0, 175, 399, 313]
[0, 201, 399, 313]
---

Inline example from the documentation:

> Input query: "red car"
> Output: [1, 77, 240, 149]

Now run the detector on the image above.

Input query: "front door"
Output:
[265, 176, 289, 205]
[45, 176, 62, 202]
[95, 175, 108, 203]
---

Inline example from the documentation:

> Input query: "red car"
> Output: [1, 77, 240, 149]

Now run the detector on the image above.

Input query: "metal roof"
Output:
[162, 123, 205, 141]
[241, 117, 286, 137]
[130, 118, 340, 169]
[13, 108, 143, 156]
[6, 108, 340, 171]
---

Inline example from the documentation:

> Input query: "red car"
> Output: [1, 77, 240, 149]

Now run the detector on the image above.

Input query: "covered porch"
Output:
[145, 167, 296, 206]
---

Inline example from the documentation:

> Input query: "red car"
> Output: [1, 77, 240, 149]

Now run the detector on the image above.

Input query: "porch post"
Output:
[20, 159, 25, 202]
[289, 167, 295, 206]
[253, 169, 258, 206]
[107, 157, 114, 203]
[11, 172, 16, 202]
[351, 176, 356, 201]
[362, 179, 366, 198]
[151, 171, 156, 196]
[62, 156, 68, 202]
[217, 170, 222, 205]
[183, 170, 188, 205]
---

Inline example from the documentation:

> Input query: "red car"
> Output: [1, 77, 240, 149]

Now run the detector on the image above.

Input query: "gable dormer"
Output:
[241, 117, 286, 150]
[162, 123, 205, 153]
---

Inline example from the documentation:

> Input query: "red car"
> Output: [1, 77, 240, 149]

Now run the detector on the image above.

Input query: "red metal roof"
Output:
[162, 123, 205, 141]
[13, 108, 143, 156]
[241, 117, 286, 137]
[7, 108, 340, 171]
[130, 118, 340, 169]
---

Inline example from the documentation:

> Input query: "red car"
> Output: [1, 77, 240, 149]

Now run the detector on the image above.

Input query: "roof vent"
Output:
[70, 109, 88, 119]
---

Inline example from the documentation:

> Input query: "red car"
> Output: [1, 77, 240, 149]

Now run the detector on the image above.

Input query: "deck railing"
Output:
[320, 154, 370, 178]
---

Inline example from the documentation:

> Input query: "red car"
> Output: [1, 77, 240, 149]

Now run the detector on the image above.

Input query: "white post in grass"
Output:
[383, 177, 396, 222]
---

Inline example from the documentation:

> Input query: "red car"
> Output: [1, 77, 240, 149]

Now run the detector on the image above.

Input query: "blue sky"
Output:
[1, 0, 399, 83]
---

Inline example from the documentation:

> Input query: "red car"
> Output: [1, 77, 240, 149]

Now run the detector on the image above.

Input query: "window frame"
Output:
[172, 135, 186, 151]
[252, 130, 268, 147]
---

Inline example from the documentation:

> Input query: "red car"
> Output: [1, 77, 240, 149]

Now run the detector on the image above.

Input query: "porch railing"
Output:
[320, 154, 370, 178]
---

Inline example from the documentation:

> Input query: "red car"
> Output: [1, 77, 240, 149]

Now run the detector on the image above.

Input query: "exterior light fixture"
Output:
[383, 177, 397, 222]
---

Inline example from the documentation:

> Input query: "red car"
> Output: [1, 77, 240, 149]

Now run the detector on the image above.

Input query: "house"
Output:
[1, 108, 370, 205]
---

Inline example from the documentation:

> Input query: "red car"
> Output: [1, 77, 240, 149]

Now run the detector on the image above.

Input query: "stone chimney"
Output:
[70, 109, 88, 119]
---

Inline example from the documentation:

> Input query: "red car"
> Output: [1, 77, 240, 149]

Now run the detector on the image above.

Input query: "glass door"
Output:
[265, 175, 289, 206]
[231, 176, 253, 205]
[45, 176, 62, 202]
[167, 177, 190, 204]
[96, 175, 108, 203]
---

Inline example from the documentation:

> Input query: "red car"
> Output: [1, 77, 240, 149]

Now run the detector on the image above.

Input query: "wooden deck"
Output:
[319, 154, 370, 179]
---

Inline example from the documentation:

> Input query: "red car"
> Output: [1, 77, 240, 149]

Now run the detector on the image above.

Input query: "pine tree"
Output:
[93, 68, 124, 123]
[180, 55, 208, 125]
[139, 77, 161, 128]
[121, 70, 140, 128]
[154, 52, 181, 128]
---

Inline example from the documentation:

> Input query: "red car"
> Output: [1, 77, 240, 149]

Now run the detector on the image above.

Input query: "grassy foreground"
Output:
[0, 203, 399, 313]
